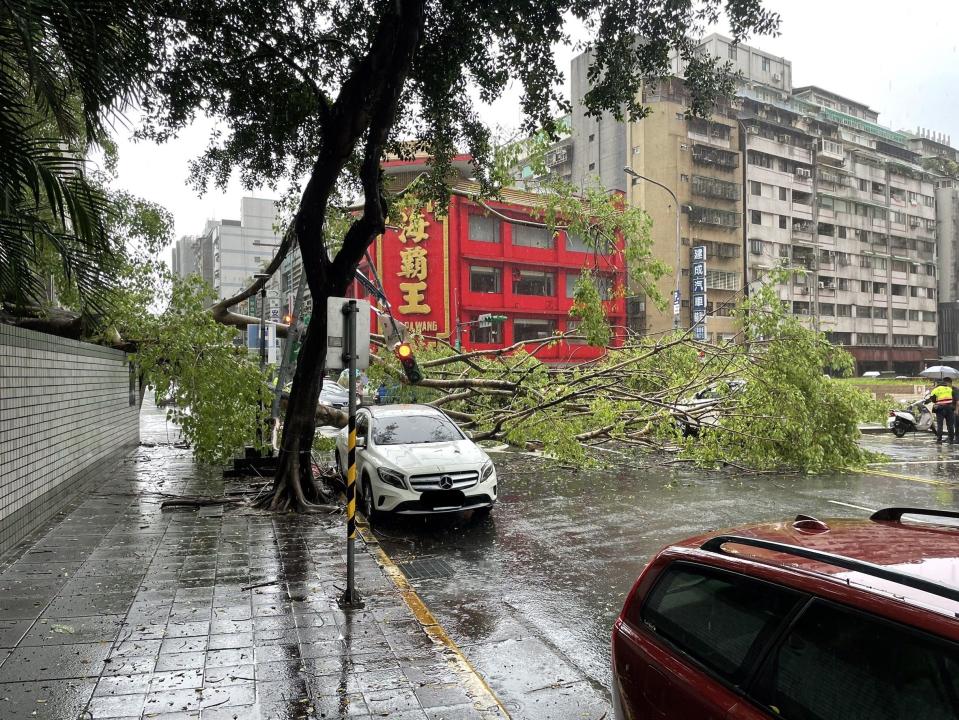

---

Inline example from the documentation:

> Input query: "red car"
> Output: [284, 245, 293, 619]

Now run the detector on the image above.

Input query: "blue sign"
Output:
[691, 245, 707, 340]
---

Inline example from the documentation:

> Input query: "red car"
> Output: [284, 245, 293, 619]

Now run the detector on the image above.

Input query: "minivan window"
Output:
[642, 563, 803, 683]
[751, 599, 959, 720]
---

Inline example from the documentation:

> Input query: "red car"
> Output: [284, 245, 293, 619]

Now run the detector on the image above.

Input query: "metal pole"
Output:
[340, 300, 362, 609]
[623, 167, 682, 329]
[272, 274, 307, 420]
[258, 285, 266, 448]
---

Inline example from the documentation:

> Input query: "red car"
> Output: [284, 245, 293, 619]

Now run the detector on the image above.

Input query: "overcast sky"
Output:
[108, 0, 959, 252]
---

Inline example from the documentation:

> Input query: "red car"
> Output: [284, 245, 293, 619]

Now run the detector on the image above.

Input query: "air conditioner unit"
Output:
[818, 282, 826, 289]
[777, 134, 788, 143]
[772, 73, 781, 82]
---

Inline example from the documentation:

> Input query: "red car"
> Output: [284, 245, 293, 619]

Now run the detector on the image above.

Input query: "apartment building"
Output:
[735, 74, 939, 372]
[571, 55, 745, 339]
[172, 198, 284, 305]
[569, 34, 943, 371]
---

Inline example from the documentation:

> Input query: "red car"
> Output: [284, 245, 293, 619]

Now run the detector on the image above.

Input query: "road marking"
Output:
[827, 500, 877, 513]
[869, 459, 959, 466]
[356, 521, 511, 719]
[860, 468, 951, 486]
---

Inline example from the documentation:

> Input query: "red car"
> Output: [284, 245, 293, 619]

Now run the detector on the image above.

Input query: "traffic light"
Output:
[393, 342, 423, 384]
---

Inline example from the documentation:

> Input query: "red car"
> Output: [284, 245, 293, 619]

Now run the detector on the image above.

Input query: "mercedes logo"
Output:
[439, 475, 453, 490]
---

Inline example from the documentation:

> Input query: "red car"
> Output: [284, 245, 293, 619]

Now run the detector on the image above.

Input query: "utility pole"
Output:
[623, 166, 683, 329]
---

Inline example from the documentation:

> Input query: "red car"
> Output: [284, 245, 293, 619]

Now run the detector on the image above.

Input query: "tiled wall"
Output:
[0, 324, 140, 556]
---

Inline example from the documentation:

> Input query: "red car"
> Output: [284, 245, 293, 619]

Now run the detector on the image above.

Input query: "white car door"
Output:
[354, 411, 371, 481]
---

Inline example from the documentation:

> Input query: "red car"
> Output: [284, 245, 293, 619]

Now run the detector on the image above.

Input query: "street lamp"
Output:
[623, 166, 683, 330]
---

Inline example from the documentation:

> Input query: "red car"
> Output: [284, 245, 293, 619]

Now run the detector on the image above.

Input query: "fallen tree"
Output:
[357, 279, 884, 473]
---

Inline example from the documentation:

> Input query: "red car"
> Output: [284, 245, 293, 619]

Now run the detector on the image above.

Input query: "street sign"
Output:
[672, 290, 681, 316]
[268, 307, 281, 324]
[326, 297, 370, 370]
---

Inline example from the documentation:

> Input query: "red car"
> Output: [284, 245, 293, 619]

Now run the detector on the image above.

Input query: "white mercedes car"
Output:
[334, 404, 497, 519]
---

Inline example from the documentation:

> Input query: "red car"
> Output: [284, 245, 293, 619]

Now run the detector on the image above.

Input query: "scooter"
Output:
[887, 401, 936, 438]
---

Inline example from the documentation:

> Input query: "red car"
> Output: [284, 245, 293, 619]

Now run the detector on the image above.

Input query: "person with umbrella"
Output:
[923, 376, 956, 444]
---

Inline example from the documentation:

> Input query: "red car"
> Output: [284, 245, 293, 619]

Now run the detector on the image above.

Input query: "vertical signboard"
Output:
[377, 203, 449, 337]
[690, 245, 707, 341]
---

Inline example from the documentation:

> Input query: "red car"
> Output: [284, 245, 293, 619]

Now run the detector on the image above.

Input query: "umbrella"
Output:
[919, 366, 959, 379]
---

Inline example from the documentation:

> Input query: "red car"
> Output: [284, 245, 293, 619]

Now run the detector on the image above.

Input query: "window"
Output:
[894, 334, 919, 347]
[470, 318, 501, 344]
[891, 284, 907, 296]
[908, 309, 920, 321]
[513, 317, 556, 342]
[892, 260, 908, 273]
[705, 269, 740, 291]
[469, 214, 500, 243]
[856, 306, 872, 319]
[779, 187, 787, 201]
[762, 56, 771, 72]
[565, 320, 587, 345]
[512, 225, 554, 249]
[566, 272, 611, 299]
[819, 303, 835, 316]
[837, 278, 849, 291]
[893, 308, 907, 321]
[837, 304, 852, 317]
[924, 311, 937, 323]
[859, 178, 868, 192]
[751, 210, 763, 225]
[750, 181, 762, 196]
[750, 239, 764, 255]
[728, 44, 737, 60]
[779, 215, 788, 230]
[565, 232, 592, 253]
[752, 600, 959, 720]
[641, 563, 801, 684]
[372, 414, 462, 445]
[469, 265, 501, 293]
[874, 306, 887, 319]
[925, 335, 938, 347]
[838, 226, 847, 239]
[512, 269, 555, 296]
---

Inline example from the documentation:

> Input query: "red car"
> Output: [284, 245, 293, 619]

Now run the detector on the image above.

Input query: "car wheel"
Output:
[893, 421, 908, 438]
[362, 475, 380, 524]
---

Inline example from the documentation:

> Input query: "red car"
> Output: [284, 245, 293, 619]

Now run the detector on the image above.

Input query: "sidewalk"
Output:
[0, 399, 508, 719]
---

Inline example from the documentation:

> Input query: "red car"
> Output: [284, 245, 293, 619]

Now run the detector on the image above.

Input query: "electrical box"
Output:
[326, 297, 371, 370]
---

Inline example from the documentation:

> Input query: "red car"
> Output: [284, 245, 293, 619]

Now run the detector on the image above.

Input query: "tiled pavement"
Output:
[0, 401, 506, 719]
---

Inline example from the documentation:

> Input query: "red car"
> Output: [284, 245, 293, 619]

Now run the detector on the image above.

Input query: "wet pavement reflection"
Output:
[0, 399, 506, 720]
[372, 434, 959, 719]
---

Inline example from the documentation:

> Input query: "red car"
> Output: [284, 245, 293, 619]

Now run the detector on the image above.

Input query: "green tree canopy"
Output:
[138, 0, 780, 510]
[0, 0, 155, 311]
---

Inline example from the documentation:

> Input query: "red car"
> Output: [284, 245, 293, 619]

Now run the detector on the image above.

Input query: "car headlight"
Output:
[377, 468, 406, 489]
[481, 460, 495, 482]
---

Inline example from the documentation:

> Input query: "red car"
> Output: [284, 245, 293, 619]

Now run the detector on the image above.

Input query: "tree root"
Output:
[160, 497, 246, 509]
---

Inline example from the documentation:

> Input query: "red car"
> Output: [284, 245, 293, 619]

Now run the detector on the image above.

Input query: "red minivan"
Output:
[612, 508, 959, 719]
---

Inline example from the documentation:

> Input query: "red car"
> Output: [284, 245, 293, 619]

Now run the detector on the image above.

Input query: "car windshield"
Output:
[372, 415, 462, 445]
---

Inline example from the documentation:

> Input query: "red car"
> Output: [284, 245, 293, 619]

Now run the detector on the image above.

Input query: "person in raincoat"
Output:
[923, 377, 956, 444]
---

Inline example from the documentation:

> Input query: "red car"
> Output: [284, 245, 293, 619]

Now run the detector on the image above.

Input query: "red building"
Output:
[357, 159, 627, 363]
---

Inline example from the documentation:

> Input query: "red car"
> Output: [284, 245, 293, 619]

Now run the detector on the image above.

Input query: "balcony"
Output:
[692, 143, 739, 170]
[818, 138, 845, 164]
[687, 205, 741, 229]
[691, 175, 740, 201]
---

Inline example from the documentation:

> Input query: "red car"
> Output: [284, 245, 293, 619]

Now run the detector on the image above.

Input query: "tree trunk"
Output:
[254, 305, 330, 511]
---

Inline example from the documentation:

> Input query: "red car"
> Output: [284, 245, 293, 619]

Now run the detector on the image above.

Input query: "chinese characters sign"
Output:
[690, 245, 707, 341]
[377, 203, 448, 336]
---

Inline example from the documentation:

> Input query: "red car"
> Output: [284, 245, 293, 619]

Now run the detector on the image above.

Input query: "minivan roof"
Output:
[677, 513, 959, 618]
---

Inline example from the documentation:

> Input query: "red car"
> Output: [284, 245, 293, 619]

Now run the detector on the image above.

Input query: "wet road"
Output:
[371, 431, 959, 719]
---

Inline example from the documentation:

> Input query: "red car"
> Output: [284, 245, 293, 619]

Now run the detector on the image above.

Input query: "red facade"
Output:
[358, 177, 627, 363]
